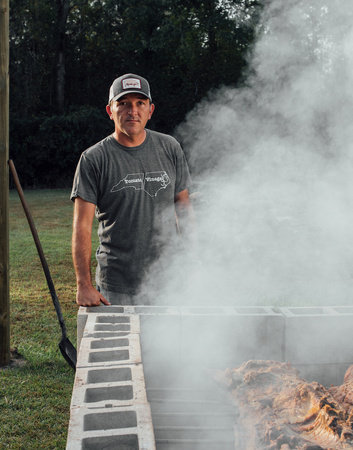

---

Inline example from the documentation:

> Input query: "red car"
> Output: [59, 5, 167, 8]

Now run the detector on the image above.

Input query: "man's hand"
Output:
[76, 284, 111, 307]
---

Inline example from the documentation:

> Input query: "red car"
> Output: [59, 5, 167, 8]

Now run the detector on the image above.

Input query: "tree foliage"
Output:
[9, 0, 262, 186]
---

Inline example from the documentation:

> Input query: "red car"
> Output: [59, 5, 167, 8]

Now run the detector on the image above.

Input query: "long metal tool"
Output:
[8, 159, 77, 369]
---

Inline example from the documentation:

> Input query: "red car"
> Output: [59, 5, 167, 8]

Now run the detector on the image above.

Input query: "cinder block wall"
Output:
[281, 306, 353, 385]
[67, 309, 155, 450]
[67, 305, 353, 449]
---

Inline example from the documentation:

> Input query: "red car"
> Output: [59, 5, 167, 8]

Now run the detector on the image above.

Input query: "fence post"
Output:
[0, 0, 10, 367]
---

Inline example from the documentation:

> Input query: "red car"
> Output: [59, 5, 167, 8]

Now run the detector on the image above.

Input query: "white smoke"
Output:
[143, 0, 353, 307]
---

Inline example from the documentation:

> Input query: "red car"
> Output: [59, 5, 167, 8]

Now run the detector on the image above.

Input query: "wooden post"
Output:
[0, 0, 10, 366]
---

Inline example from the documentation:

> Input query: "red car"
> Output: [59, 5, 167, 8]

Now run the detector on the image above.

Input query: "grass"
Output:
[0, 189, 98, 449]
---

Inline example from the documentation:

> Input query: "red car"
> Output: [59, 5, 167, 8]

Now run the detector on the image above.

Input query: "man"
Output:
[71, 73, 192, 306]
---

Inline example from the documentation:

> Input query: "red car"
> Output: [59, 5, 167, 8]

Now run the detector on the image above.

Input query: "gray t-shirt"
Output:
[71, 129, 191, 294]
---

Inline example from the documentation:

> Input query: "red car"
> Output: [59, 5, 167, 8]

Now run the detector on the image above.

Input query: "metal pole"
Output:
[0, 0, 10, 366]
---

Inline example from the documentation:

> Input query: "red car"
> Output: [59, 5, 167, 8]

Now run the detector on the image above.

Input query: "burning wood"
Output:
[220, 360, 353, 449]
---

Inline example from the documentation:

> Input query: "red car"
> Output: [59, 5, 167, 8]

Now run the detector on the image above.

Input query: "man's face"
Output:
[107, 93, 154, 140]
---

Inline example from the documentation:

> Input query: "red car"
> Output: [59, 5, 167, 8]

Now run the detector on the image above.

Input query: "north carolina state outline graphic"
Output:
[111, 171, 170, 197]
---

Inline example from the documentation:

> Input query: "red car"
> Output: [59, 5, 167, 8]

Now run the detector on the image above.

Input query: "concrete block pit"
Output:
[67, 305, 353, 449]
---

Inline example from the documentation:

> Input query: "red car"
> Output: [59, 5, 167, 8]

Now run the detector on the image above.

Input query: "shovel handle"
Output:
[8, 159, 67, 336]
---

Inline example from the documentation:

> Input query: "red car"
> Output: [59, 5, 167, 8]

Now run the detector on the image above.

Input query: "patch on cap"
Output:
[122, 78, 142, 90]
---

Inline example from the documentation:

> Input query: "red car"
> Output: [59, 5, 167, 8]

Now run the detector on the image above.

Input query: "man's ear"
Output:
[106, 104, 113, 120]
[149, 103, 155, 120]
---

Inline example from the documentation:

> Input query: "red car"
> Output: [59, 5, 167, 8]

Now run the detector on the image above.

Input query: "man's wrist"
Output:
[77, 280, 93, 289]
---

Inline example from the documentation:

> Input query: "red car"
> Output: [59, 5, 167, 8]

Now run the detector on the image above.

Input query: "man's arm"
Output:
[72, 197, 110, 306]
[175, 188, 195, 236]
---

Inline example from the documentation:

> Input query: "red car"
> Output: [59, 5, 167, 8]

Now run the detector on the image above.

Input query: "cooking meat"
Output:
[329, 365, 353, 417]
[221, 360, 353, 449]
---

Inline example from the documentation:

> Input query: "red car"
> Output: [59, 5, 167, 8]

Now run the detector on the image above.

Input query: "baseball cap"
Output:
[108, 73, 152, 103]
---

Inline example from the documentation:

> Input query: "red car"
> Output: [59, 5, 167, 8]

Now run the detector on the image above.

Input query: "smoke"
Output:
[138, 4, 353, 447]
[142, 0, 353, 307]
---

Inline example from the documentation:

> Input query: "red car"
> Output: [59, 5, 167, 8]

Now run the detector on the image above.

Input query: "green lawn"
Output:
[0, 189, 97, 449]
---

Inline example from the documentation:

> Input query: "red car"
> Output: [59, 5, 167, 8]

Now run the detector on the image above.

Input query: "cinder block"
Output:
[77, 333, 142, 368]
[281, 307, 353, 365]
[139, 313, 181, 363]
[135, 306, 181, 315]
[71, 364, 147, 409]
[180, 306, 278, 316]
[83, 331, 131, 340]
[294, 362, 352, 387]
[84, 306, 126, 314]
[82, 313, 140, 335]
[179, 308, 285, 368]
[77, 309, 88, 355]
[181, 306, 234, 315]
[66, 404, 155, 450]
[331, 306, 353, 314]
[139, 312, 182, 389]
[77, 307, 128, 354]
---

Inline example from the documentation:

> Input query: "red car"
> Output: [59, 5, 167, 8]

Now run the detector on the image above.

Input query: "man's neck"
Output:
[113, 130, 146, 147]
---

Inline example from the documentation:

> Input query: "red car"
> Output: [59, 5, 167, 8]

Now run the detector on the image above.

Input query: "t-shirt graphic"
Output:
[111, 171, 170, 197]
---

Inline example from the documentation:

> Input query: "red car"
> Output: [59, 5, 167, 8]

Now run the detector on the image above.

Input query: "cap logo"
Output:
[122, 78, 141, 90]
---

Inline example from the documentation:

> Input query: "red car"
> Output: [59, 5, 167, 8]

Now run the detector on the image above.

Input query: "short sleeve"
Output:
[70, 153, 100, 205]
[174, 145, 192, 195]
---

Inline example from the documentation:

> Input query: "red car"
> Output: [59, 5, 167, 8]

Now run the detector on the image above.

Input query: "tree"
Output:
[9, 0, 262, 186]
[54, 0, 71, 113]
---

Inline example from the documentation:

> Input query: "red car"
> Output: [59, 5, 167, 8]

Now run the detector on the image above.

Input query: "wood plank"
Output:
[0, 0, 10, 367]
